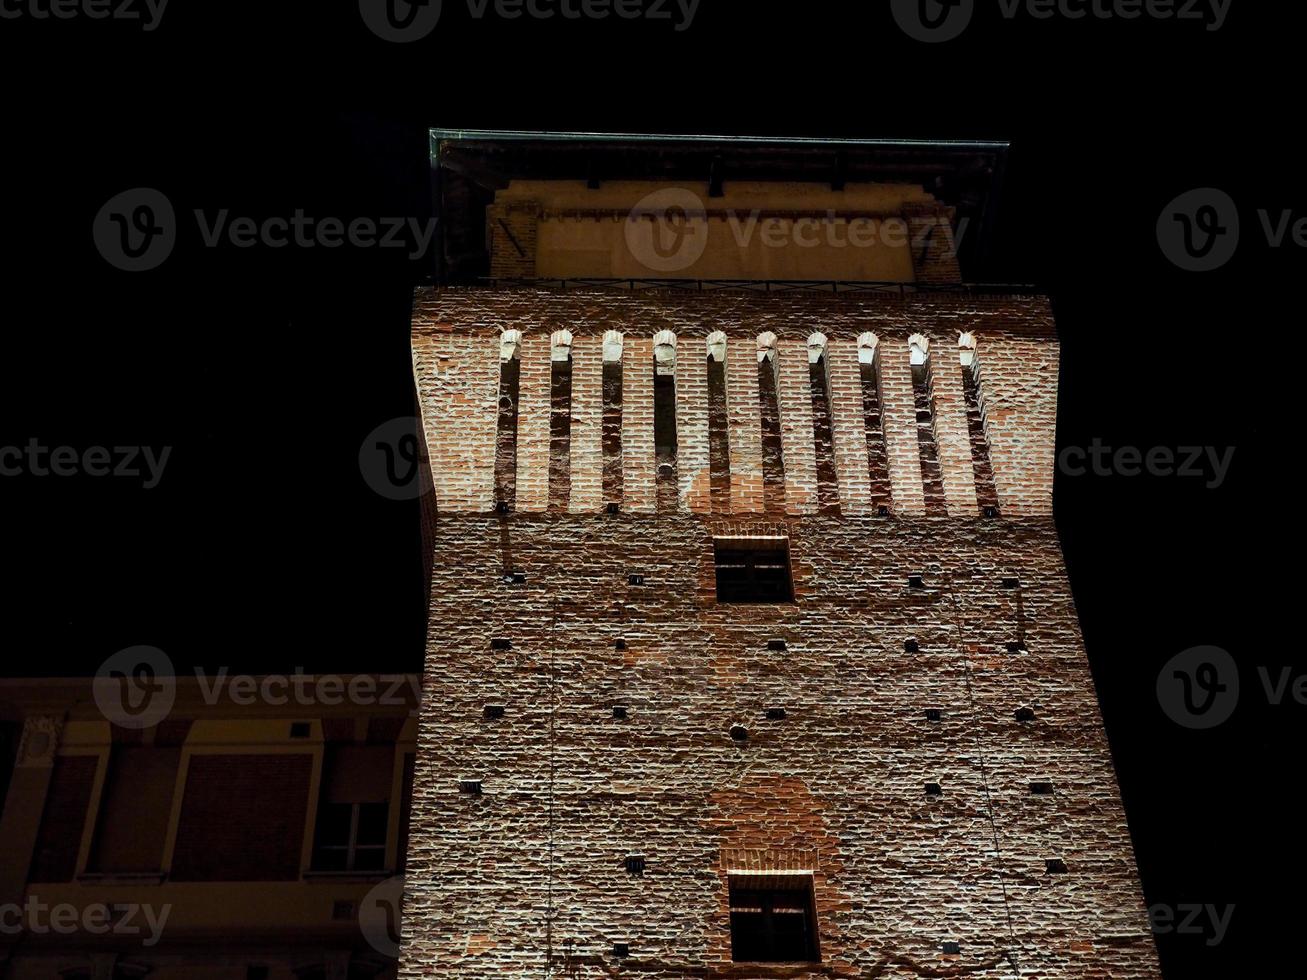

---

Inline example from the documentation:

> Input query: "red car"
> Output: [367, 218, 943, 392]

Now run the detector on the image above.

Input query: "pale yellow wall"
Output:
[499, 180, 936, 281]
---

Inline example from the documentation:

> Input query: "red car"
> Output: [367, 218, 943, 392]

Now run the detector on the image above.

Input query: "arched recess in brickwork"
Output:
[805, 333, 838, 512]
[494, 330, 523, 509]
[856, 333, 891, 510]
[957, 331, 1000, 514]
[705, 332, 730, 511]
[907, 334, 947, 515]
[755, 332, 784, 513]
[548, 329, 575, 511]
[601, 330, 625, 507]
[652, 330, 679, 508]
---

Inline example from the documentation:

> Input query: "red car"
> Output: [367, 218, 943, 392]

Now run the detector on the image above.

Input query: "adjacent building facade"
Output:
[0, 676, 417, 979]
[402, 132, 1161, 977]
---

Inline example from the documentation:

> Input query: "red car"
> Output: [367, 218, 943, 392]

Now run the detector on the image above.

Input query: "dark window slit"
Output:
[707, 355, 731, 513]
[757, 356, 786, 514]
[494, 357, 521, 510]
[961, 360, 1001, 514]
[602, 360, 623, 506]
[808, 351, 840, 513]
[859, 354, 892, 511]
[548, 355, 573, 512]
[911, 359, 948, 515]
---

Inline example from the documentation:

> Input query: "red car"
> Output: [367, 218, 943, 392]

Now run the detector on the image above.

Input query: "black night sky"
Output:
[0, 3, 1292, 977]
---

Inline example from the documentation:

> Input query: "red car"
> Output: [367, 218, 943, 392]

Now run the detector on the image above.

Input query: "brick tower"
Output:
[402, 132, 1160, 979]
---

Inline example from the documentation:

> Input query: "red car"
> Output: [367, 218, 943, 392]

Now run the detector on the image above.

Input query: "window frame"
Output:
[713, 536, 795, 604]
[728, 871, 821, 964]
[312, 800, 388, 873]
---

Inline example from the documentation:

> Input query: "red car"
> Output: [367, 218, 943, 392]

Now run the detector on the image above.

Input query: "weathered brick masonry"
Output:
[404, 287, 1159, 978]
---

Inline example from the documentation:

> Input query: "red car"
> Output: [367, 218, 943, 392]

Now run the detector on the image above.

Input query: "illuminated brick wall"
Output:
[403, 287, 1159, 978]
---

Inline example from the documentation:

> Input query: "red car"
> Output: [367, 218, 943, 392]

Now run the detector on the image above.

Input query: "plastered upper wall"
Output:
[486, 179, 958, 282]
[411, 288, 1059, 519]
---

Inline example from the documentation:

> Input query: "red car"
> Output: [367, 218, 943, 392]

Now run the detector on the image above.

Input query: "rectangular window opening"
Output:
[729, 873, 820, 963]
[714, 537, 794, 604]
